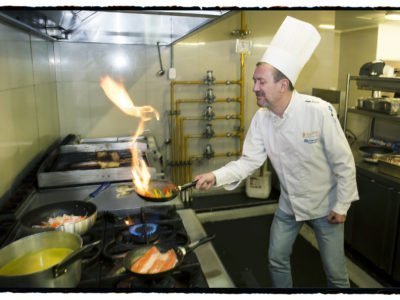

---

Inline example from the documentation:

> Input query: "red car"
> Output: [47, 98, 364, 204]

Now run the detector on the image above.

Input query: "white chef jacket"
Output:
[213, 91, 359, 221]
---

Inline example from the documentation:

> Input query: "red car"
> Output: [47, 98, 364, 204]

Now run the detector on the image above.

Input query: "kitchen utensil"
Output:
[134, 179, 197, 202]
[156, 41, 165, 76]
[359, 145, 393, 163]
[378, 155, 400, 179]
[123, 234, 215, 278]
[20, 182, 110, 235]
[0, 231, 100, 288]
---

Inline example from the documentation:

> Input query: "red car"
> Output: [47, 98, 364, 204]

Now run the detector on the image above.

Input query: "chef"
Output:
[194, 16, 359, 288]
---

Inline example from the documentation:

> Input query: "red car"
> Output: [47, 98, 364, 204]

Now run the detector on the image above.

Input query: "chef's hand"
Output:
[327, 210, 346, 224]
[194, 173, 216, 190]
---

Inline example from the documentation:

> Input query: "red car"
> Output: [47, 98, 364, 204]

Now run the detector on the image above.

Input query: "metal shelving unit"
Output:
[343, 74, 400, 133]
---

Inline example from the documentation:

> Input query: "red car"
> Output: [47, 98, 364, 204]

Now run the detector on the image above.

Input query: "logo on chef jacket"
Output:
[327, 105, 335, 118]
[302, 131, 320, 144]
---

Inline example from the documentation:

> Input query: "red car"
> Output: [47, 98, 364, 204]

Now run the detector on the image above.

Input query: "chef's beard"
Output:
[256, 93, 270, 108]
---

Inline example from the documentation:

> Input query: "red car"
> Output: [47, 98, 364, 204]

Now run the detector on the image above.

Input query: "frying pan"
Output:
[135, 179, 197, 202]
[19, 182, 110, 236]
[359, 145, 393, 163]
[123, 234, 215, 279]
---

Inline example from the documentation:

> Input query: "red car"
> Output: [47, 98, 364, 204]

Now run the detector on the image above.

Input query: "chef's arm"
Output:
[195, 111, 267, 191]
[195, 172, 216, 190]
[322, 104, 359, 215]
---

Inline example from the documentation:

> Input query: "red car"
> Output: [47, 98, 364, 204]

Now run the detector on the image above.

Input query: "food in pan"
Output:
[96, 151, 120, 162]
[142, 188, 173, 199]
[0, 248, 73, 276]
[33, 214, 87, 229]
[384, 156, 400, 166]
[139, 184, 175, 199]
[96, 151, 108, 159]
[130, 246, 178, 274]
[98, 161, 120, 169]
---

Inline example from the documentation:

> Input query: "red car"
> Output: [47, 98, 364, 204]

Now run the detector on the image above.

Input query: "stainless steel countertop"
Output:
[16, 182, 183, 218]
[178, 209, 235, 288]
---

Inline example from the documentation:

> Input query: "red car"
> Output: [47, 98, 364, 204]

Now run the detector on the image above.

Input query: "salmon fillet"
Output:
[148, 249, 178, 273]
[131, 246, 160, 273]
[130, 246, 178, 274]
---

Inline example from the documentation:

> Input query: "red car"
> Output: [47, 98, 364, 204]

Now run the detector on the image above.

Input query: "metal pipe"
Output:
[169, 10, 246, 183]
[185, 133, 241, 139]
[180, 115, 241, 121]
[239, 11, 246, 152]
[171, 80, 241, 85]
[176, 98, 241, 104]
[343, 73, 351, 132]
[169, 81, 177, 182]
[176, 113, 242, 183]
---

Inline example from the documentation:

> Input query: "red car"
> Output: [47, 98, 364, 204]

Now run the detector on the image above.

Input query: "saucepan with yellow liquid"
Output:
[0, 231, 100, 288]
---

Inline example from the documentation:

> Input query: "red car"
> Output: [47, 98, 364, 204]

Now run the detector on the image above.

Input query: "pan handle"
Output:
[53, 240, 101, 278]
[179, 234, 216, 256]
[86, 182, 111, 200]
[178, 180, 198, 192]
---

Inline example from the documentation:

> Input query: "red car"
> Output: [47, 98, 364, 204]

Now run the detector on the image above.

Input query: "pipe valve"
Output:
[203, 144, 215, 159]
[204, 70, 215, 85]
[204, 105, 215, 121]
[204, 88, 216, 103]
[203, 123, 215, 139]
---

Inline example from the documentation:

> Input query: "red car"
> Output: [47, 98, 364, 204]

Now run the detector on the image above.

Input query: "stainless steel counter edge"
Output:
[177, 209, 235, 288]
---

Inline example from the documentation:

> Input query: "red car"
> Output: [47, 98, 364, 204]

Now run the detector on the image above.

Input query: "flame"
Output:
[100, 76, 159, 193]
[124, 217, 135, 226]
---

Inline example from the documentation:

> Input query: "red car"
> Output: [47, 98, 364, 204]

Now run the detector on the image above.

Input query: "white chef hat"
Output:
[260, 16, 321, 85]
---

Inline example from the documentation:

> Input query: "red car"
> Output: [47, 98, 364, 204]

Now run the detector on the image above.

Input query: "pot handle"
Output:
[53, 240, 101, 278]
[178, 180, 198, 192]
[178, 234, 216, 256]
[87, 182, 111, 200]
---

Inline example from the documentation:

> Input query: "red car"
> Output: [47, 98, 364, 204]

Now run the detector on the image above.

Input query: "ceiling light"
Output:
[318, 24, 335, 30]
[178, 42, 206, 46]
[385, 12, 400, 21]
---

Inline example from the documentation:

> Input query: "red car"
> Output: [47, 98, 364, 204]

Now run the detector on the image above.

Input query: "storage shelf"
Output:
[348, 108, 400, 123]
[351, 75, 400, 93]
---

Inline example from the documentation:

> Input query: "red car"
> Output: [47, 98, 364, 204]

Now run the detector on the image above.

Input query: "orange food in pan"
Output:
[130, 246, 178, 274]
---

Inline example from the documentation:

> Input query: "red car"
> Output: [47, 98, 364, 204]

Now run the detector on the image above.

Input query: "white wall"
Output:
[338, 27, 378, 144]
[53, 10, 342, 193]
[1, 10, 381, 200]
[0, 21, 59, 200]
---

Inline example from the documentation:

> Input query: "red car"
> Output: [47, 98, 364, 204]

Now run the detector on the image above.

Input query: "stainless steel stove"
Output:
[36, 134, 164, 188]
[1, 183, 234, 289]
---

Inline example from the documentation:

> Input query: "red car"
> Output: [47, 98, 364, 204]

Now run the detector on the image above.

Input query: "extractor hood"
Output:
[0, 9, 230, 45]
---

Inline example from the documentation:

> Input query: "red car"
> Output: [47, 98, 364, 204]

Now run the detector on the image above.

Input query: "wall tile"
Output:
[10, 86, 40, 174]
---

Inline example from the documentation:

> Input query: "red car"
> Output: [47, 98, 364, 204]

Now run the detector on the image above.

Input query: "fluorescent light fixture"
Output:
[112, 53, 128, 69]
[253, 43, 269, 48]
[318, 24, 335, 30]
[385, 11, 400, 21]
[178, 42, 206, 46]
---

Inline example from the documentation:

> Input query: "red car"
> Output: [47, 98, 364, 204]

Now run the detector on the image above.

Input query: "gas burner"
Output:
[116, 275, 176, 289]
[81, 241, 102, 265]
[103, 237, 135, 260]
[128, 223, 159, 243]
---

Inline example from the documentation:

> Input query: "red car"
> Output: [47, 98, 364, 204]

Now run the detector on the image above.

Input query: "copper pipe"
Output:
[172, 80, 241, 85]
[169, 81, 177, 182]
[185, 133, 241, 139]
[190, 152, 241, 160]
[184, 133, 241, 182]
[238, 10, 246, 152]
[188, 151, 241, 180]
[176, 98, 241, 104]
